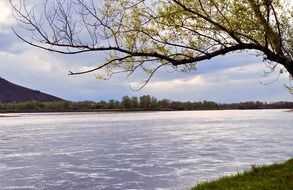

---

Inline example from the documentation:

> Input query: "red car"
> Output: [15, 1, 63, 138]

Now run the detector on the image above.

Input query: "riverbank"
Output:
[191, 158, 293, 190]
[1, 100, 293, 113]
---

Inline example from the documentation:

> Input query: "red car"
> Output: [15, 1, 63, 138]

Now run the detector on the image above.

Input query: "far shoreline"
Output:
[1, 99, 293, 114]
[0, 108, 292, 116]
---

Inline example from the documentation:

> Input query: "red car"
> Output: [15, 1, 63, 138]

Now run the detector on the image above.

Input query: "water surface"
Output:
[0, 110, 292, 189]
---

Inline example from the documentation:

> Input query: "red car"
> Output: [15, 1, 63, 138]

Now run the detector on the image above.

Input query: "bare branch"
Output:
[9, 0, 293, 82]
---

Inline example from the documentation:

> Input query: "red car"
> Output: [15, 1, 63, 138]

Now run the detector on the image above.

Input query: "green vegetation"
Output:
[0, 95, 293, 113]
[12, 0, 293, 80]
[191, 159, 293, 190]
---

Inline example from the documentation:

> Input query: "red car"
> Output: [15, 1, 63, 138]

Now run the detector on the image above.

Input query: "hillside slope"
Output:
[0, 77, 64, 103]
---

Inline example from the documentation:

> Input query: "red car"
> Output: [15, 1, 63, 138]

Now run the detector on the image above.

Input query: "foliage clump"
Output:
[10, 0, 293, 85]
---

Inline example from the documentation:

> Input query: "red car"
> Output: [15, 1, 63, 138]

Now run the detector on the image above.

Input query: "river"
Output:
[0, 110, 292, 189]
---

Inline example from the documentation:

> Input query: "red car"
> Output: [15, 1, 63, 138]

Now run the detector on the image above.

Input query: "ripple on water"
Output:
[0, 110, 292, 190]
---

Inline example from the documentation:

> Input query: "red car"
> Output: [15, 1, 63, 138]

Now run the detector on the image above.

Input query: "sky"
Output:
[0, 1, 292, 103]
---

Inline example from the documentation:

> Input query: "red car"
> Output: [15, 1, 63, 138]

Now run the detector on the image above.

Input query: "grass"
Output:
[191, 158, 293, 190]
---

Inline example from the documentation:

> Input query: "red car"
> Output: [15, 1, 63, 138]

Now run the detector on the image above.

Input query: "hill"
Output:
[0, 77, 64, 103]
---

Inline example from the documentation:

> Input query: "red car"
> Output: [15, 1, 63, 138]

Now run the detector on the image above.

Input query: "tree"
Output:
[121, 95, 131, 108]
[140, 95, 152, 108]
[10, 0, 293, 87]
[130, 96, 139, 108]
[159, 99, 171, 109]
[150, 96, 159, 109]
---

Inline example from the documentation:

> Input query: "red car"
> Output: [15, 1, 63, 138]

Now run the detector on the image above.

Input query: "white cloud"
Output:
[132, 62, 264, 91]
[129, 60, 292, 102]
[0, 46, 131, 101]
[130, 76, 205, 90]
[0, 39, 291, 103]
[0, 1, 14, 25]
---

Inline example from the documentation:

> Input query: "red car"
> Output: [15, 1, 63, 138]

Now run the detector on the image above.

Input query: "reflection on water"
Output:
[0, 110, 292, 190]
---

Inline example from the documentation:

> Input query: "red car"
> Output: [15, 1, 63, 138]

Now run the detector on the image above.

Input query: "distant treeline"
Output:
[1, 95, 293, 112]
